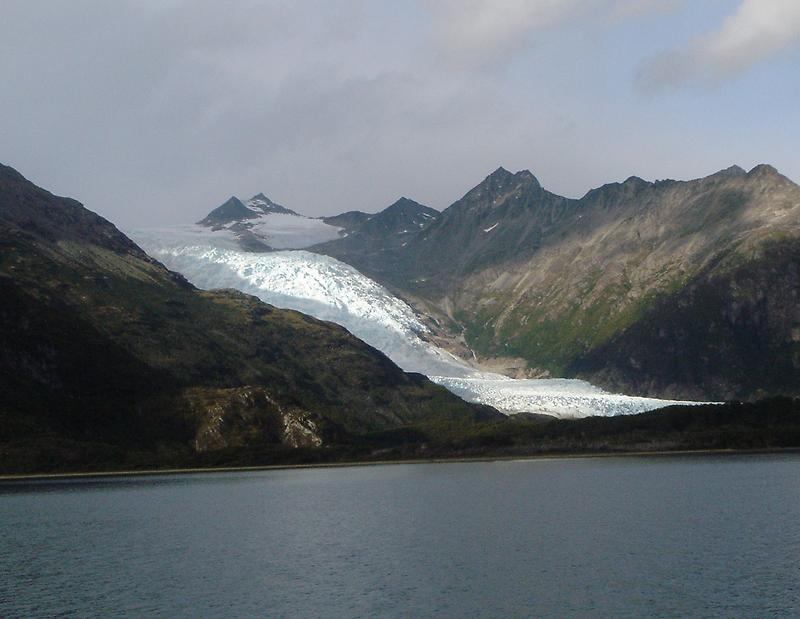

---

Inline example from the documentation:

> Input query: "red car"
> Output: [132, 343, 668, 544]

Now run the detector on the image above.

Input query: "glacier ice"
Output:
[248, 213, 343, 249]
[432, 377, 689, 419]
[131, 223, 699, 418]
[132, 226, 472, 377]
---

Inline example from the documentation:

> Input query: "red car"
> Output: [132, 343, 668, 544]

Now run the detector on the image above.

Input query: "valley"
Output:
[4, 160, 800, 474]
[148, 160, 800, 418]
[132, 215, 693, 418]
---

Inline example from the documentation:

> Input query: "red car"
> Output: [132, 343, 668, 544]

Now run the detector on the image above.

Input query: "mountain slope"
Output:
[321, 210, 371, 233]
[133, 225, 694, 418]
[314, 165, 800, 400]
[246, 193, 299, 216]
[314, 197, 438, 273]
[316, 168, 576, 297]
[568, 236, 800, 399]
[0, 164, 498, 472]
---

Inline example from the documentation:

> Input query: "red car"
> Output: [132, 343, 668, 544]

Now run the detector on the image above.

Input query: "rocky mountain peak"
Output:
[514, 169, 541, 188]
[197, 192, 301, 228]
[622, 175, 649, 188]
[748, 164, 781, 179]
[467, 167, 542, 204]
[385, 197, 429, 213]
[224, 196, 246, 208]
[488, 166, 513, 180]
[484, 166, 540, 187]
[364, 197, 438, 232]
[739, 164, 800, 191]
[246, 193, 298, 216]
[197, 196, 256, 227]
[717, 164, 747, 178]
[0, 162, 153, 259]
[580, 175, 652, 203]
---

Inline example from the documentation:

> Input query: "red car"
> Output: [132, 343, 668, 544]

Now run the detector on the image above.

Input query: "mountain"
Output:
[321, 210, 371, 233]
[313, 165, 800, 401]
[198, 196, 258, 228]
[246, 193, 300, 216]
[198, 193, 300, 228]
[348, 197, 438, 238]
[194, 193, 439, 256]
[314, 167, 575, 298]
[314, 197, 439, 279]
[0, 163, 498, 472]
[196, 192, 340, 251]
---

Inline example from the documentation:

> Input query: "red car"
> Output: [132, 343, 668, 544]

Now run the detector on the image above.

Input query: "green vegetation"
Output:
[572, 237, 800, 400]
[3, 398, 799, 475]
[0, 162, 500, 475]
[319, 163, 800, 401]
[424, 398, 800, 457]
[459, 275, 683, 375]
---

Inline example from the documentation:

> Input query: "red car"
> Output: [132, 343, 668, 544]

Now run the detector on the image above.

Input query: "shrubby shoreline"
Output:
[3, 398, 798, 478]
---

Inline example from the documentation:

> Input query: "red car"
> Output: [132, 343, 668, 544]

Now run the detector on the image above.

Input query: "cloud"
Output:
[0, 0, 796, 229]
[427, 0, 589, 64]
[427, 0, 682, 65]
[0, 0, 545, 225]
[637, 0, 800, 91]
[609, 0, 683, 20]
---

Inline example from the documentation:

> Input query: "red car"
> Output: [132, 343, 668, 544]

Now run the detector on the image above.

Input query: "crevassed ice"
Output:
[430, 377, 689, 419]
[131, 223, 699, 418]
[132, 226, 474, 378]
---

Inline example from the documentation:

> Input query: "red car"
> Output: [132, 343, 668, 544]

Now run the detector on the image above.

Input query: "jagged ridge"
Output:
[313, 164, 800, 400]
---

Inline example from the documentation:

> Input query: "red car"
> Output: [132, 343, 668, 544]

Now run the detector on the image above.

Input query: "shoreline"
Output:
[2, 446, 799, 483]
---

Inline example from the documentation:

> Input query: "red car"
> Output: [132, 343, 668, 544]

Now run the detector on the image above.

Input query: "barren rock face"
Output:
[184, 387, 326, 453]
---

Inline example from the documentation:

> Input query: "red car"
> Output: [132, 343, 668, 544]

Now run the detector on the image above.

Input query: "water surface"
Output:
[2, 455, 799, 617]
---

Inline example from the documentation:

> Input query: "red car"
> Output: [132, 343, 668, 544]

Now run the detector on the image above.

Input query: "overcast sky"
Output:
[2, 0, 799, 227]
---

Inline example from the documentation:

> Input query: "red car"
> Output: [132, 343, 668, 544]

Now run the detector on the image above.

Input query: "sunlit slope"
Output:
[314, 165, 800, 400]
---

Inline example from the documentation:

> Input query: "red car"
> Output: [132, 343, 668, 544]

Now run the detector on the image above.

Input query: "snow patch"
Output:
[248, 213, 342, 248]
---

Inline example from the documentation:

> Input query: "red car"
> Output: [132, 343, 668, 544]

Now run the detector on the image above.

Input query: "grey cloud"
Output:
[637, 0, 800, 92]
[426, 0, 683, 66]
[0, 0, 561, 226]
[0, 1, 796, 229]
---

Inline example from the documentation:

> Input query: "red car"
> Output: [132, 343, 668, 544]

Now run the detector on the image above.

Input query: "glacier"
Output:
[131, 223, 697, 418]
[133, 227, 470, 377]
[248, 213, 343, 249]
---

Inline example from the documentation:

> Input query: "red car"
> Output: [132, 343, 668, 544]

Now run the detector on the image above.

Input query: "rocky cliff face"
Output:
[177, 387, 332, 452]
[314, 164, 800, 400]
[0, 163, 498, 471]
